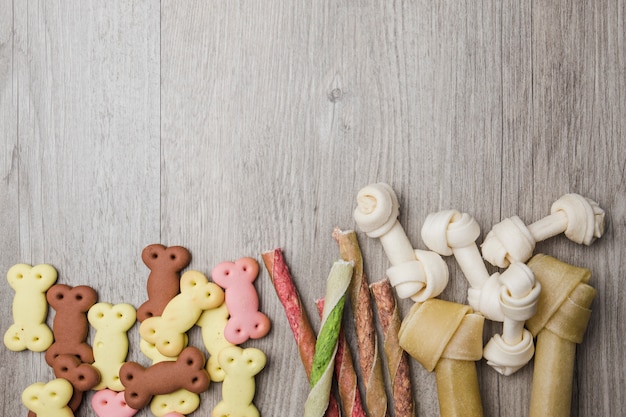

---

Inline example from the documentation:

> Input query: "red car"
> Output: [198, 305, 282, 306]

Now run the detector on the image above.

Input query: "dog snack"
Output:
[88, 302, 137, 391]
[49, 353, 101, 413]
[46, 284, 98, 365]
[212, 346, 267, 417]
[197, 302, 234, 381]
[304, 260, 353, 417]
[151, 388, 200, 417]
[262, 248, 341, 417]
[140, 338, 184, 364]
[119, 346, 210, 410]
[91, 389, 138, 417]
[526, 254, 596, 417]
[140, 270, 224, 357]
[333, 228, 388, 417]
[370, 279, 415, 417]
[4, 263, 57, 352]
[212, 257, 271, 345]
[138, 244, 192, 322]
[22, 378, 74, 417]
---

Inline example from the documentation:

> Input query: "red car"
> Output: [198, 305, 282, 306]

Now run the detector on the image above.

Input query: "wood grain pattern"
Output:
[1, 0, 625, 416]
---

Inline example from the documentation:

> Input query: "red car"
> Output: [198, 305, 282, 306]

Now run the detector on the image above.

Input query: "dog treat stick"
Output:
[316, 299, 366, 417]
[333, 228, 388, 417]
[262, 249, 341, 417]
[370, 279, 415, 417]
[305, 260, 353, 417]
[526, 254, 596, 417]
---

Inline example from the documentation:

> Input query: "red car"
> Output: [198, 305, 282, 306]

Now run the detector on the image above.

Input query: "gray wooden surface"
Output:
[1, 1, 624, 416]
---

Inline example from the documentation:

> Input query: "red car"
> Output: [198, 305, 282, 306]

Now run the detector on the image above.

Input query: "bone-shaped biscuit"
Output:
[212, 258, 271, 345]
[88, 302, 137, 391]
[4, 263, 57, 352]
[140, 270, 224, 357]
[91, 389, 138, 417]
[196, 302, 234, 381]
[119, 346, 210, 410]
[47, 353, 101, 414]
[22, 378, 74, 417]
[150, 388, 200, 417]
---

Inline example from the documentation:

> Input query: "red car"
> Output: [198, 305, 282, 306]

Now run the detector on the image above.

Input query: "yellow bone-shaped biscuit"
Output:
[88, 302, 137, 391]
[140, 337, 185, 364]
[212, 346, 267, 417]
[4, 263, 57, 352]
[197, 302, 234, 381]
[150, 388, 200, 416]
[140, 270, 224, 357]
[22, 378, 74, 417]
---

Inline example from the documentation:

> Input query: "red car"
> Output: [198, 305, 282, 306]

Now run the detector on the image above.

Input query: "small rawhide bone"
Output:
[119, 346, 210, 410]
[481, 193, 605, 268]
[421, 210, 540, 375]
[353, 183, 449, 301]
[138, 244, 191, 322]
[525, 254, 596, 417]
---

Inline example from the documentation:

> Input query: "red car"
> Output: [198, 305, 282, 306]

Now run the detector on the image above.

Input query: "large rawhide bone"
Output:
[398, 299, 485, 417]
[421, 210, 540, 375]
[481, 193, 605, 268]
[353, 183, 448, 301]
[525, 254, 596, 417]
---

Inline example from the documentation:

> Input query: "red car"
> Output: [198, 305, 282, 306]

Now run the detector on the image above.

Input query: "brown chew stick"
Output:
[398, 298, 485, 417]
[526, 254, 596, 417]
[137, 244, 191, 322]
[370, 279, 415, 417]
[45, 284, 98, 365]
[119, 346, 210, 410]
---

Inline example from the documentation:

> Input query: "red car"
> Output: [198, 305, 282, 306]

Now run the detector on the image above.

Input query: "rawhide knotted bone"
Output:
[421, 210, 540, 375]
[212, 346, 267, 417]
[88, 302, 137, 391]
[526, 254, 596, 417]
[212, 257, 271, 345]
[481, 193, 605, 268]
[22, 378, 74, 417]
[91, 389, 138, 417]
[151, 388, 201, 417]
[353, 183, 449, 301]
[140, 270, 224, 357]
[197, 302, 235, 381]
[398, 299, 485, 417]
[46, 284, 98, 365]
[119, 346, 210, 410]
[138, 244, 191, 322]
[4, 263, 57, 352]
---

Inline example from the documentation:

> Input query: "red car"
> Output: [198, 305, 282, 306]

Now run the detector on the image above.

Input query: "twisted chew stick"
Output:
[370, 279, 415, 417]
[526, 254, 596, 417]
[305, 260, 353, 417]
[261, 249, 341, 417]
[333, 228, 389, 417]
[316, 299, 366, 417]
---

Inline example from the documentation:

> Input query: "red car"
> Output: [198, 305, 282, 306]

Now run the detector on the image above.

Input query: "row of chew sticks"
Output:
[264, 182, 605, 417]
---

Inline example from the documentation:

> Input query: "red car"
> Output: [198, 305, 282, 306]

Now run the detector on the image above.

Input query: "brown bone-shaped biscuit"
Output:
[137, 244, 191, 322]
[45, 284, 98, 366]
[119, 346, 209, 410]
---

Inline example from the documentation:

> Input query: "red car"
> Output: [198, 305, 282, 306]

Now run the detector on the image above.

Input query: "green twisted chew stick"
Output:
[304, 260, 353, 417]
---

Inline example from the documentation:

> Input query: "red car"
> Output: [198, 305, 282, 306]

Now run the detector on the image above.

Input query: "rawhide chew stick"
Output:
[398, 299, 485, 417]
[333, 228, 388, 417]
[261, 249, 341, 417]
[304, 260, 353, 417]
[370, 279, 415, 417]
[526, 254, 596, 417]
[316, 299, 366, 417]
[481, 194, 605, 268]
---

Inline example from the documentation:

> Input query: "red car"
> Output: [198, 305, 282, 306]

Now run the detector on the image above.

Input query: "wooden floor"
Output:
[1, 1, 625, 416]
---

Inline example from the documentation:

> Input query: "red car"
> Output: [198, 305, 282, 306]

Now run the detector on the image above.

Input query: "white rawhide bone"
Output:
[481, 193, 605, 268]
[354, 183, 449, 302]
[421, 210, 540, 375]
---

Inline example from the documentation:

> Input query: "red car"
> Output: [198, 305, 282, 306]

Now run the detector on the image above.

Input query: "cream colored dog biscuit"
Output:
[140, 270, 224, 357]
[4, 263, 57, 352]
[150, 388, 201, 416]
[197, 302, 234, 381]
[212, 346, 267, 417]
[22, 378, 74, 417]
[140, 337, 184, 364]
[88, 302, 137, 391]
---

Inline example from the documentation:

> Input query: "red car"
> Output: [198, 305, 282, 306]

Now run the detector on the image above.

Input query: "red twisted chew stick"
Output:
[316, 299, 367, 417]
[370, 279, 415, 417]
[262, 249, 341, 417]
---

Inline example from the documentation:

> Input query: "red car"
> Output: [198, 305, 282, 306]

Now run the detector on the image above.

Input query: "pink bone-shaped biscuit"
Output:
[211, 257, 271, 344]
[91, 389, 138, 417]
